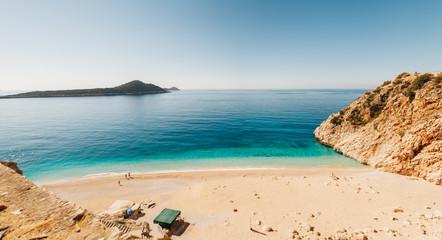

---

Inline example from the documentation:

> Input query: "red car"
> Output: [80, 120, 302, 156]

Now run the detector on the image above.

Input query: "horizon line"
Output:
[0, 87, 371, 92]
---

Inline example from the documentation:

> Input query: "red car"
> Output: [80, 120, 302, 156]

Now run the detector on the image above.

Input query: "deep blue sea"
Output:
[0, 89, 365, 183]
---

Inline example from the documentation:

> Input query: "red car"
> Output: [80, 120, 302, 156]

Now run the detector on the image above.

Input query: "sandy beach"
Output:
[43, 166, 442, 239]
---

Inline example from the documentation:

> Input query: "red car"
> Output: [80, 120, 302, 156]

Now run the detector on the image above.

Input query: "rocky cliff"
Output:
[314, 72, 442, 185]
[0, 163, 121, 239]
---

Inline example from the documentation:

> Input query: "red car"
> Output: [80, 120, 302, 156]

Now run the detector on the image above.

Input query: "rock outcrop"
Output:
[0, 161, 23, 175]
[314, 72, 442, 185]
[0, 163, 121, 239]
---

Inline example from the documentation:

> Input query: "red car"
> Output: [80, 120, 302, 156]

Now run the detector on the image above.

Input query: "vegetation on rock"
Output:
[398, 131, 405, 138]
[336, 72, 440, 126]
[434, 73, 442, 84]
[393, 72, 410, 85]
[404, 73, 433, 100]
[330, 116, 343, 125]
[381, 80, 391, 87]
[395, 72, 410, 80]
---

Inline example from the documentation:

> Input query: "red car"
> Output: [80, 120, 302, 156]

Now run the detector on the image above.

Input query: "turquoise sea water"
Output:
[0, 90, 365, 183]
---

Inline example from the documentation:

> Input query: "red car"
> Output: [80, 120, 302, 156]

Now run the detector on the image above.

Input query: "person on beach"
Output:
[118, 180, 121, 186]
[128, 172, 131, 178]
[125, 173, 127, 179]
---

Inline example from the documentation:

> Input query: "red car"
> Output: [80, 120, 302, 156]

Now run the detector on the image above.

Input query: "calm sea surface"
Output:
[0, 90, 365, 183]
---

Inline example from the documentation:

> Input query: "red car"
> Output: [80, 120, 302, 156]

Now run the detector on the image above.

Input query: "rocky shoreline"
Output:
[314, 72, 442, 185]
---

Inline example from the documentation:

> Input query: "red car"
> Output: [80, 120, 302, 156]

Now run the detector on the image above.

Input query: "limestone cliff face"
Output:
[314, 72, 442, 185]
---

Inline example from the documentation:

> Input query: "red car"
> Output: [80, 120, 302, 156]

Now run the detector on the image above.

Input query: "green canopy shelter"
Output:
[153, 208, 181, 229]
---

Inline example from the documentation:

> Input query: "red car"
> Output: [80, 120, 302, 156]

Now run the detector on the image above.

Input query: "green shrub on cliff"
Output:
[399, 131, 405, 138]
[403, 73, 433, 100]
[435, 74, 442, 84]
[381, 80, 391, 87]
[331, 116, 343, 125]
[393, 72, 409, 85]
[395, 72, 410, 80]
[404, 88, 416, 100]
[363, 92, 374, 107]
[410, 73, 433, 90]
[369, 103, 384, 119]
[373, 87, 382, 93]
[339, 109, 346, 115]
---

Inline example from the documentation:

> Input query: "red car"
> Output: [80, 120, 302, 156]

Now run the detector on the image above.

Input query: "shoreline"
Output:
[28, 154, 365, 185]
[39, 165, 370, 185]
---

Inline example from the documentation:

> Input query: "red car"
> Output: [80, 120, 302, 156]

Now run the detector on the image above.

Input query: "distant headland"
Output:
[0, 80, 171, 99]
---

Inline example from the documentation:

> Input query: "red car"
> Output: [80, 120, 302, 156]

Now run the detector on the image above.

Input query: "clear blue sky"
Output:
[1, 0, 441, 90]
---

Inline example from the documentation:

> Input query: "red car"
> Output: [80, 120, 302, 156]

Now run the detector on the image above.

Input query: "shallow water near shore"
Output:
[0, 89, 366, 183]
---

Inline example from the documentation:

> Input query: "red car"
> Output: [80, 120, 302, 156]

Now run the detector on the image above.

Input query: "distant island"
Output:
[165, 87, 180, 91]
[0, 80, 170, 99]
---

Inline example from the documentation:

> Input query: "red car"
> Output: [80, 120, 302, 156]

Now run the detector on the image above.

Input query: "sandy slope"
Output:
[45, 167, 442, 239]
